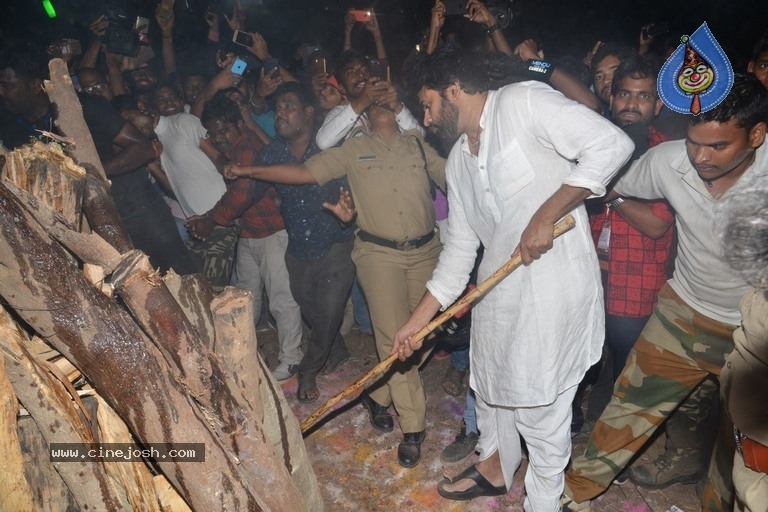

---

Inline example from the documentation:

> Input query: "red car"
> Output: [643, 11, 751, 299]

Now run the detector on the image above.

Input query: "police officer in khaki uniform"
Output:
[718, 187, 768, 512]
[226, 103, 446, 468]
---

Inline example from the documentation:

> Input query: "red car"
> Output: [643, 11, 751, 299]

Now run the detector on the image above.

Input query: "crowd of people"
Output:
[1, 0, 767, 510]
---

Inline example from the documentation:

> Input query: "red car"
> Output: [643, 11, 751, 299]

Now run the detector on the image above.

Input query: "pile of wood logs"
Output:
[0, 59, 322, 511]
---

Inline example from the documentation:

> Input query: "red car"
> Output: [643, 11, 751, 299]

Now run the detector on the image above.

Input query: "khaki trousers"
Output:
[352, 235, 442, 434]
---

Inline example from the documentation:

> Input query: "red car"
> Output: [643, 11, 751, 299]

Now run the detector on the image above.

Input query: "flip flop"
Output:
[437, 465, 507, 501]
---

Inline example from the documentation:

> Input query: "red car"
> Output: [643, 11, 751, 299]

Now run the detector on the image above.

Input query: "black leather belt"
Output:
[357, 229, 435, 251]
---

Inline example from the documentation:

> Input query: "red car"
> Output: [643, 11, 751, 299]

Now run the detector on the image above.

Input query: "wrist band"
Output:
[486, 23, 501, 36]
[524, 59, 554, 82]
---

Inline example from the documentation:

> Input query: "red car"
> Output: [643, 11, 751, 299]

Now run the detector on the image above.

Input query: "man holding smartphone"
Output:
[315, 50, 423, 149]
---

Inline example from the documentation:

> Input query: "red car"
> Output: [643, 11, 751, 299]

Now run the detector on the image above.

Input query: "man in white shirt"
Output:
[393, 46, 634, 509]
[562, 74, 768, 512]
[152, 84, 233, 290]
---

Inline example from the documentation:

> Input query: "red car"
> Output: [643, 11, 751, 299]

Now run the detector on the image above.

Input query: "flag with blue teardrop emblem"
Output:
[657, 22, 733, 115]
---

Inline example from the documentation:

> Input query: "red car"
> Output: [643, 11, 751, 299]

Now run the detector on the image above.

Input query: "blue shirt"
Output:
[257, 138, 353, 261]
[251, 110, 276, 138]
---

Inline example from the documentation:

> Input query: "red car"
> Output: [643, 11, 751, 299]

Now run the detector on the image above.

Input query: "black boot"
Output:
[398, 430, 426, 468]
[359, 392, 393, 432]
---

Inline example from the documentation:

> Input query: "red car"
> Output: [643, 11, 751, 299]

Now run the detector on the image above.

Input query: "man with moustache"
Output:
[249, 82, 356, 400]
[392, 46, 634, 508]
[187, 94, 303, 383]
[590, 43, 635, 117]
[586, 55, 676, 417]
[562, 74, 768, 512]
[225, 98, 446, 469]
[315, 50, 423, 149]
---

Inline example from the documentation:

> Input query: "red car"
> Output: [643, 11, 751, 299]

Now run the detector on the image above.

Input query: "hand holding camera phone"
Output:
[642, 21, 668, 39]
[443, 0, 467, 17]
[369, 59, 390, 82]
[233, 29, 254, 48]
[262, 58, 280, 79]
[231, 57, 248, 76]
[349, 9, 372, 23]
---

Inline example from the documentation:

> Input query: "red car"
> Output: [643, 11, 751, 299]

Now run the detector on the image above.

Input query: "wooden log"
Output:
[2, 178, 122, 272]
[95, 395, 163, 512]
[17, 414, 79, 512]
[257, 356, 326, 512]
[45, 58, 106, 180]
[153, 475, 193, 512]
[82, 171, 133, 253]
[112, 251, 308, 512]
[0, 181, 266, 511]
[210, 287, 263, 419]
[1, 311, 126, 511]
[163, 271, 216, 349]
[1, 142, 85, 228]
[211, 288, 323, 511]
[0, 323, 35, 512]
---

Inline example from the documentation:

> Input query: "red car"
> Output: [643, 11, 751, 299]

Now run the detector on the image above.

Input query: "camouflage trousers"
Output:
[565, 283, 737, 510]
[186, 225, 239, 292]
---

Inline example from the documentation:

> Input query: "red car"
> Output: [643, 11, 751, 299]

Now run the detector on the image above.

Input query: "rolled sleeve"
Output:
[524, 83, 635, 198]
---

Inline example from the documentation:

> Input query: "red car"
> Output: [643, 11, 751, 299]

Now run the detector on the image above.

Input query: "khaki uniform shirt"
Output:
[305, 129, 446, 241]
[723, 288, 768, 444]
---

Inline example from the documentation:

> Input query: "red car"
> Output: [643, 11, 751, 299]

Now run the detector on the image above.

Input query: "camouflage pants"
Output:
[565, 283, 736, 510]
[186, 225, 239, 292]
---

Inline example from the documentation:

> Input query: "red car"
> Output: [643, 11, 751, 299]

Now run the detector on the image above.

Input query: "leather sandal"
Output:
[437, 465, 507, 501]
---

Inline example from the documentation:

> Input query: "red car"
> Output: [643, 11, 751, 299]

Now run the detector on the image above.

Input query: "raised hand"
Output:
[583, 40, 603, 67]
[431, 0, 446, 32]
[465, 0, 496, 27]
[515, 39, 544, 61]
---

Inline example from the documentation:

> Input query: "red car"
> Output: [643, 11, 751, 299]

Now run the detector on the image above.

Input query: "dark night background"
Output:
[1, 0, 766, 79]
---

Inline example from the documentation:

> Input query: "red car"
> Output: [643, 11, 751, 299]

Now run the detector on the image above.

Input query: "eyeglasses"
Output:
[82, 82, 109, 95]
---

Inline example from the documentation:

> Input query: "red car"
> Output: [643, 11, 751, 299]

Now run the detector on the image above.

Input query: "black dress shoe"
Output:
[360, 392, 394, 433]
[398, 430, 426, 468]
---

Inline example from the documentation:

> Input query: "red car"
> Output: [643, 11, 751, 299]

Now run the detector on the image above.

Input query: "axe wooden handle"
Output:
[300, 214, 577, 433]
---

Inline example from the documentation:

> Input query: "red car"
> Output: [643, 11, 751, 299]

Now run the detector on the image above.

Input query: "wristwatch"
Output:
[608, 197, 625, 209]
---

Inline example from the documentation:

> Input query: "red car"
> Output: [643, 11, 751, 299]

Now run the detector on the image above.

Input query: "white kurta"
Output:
[427, 81, 635, 407]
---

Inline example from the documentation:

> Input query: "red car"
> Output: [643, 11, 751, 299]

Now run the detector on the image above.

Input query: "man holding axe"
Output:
[393, 46, 634, 508]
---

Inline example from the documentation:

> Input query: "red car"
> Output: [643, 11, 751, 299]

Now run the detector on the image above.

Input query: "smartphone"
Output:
[262, 57, 280, 78]
[310, 55, 327, 75]
[232, 29, 254, 48]
[231, 57, 248, 76]
[135, 16, 150, 45]
[644, 21, 669, 38]
[60, 38, 83, 57]
[443, 0, 467, 16]
[369, 59, 389, 82]
[349, 9, 371, 23]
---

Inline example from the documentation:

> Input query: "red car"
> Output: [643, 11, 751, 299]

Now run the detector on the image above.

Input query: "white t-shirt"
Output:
[428, 82, 634, 407]
[155, 113, 227, 218]
[614, 141, 767, 325]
